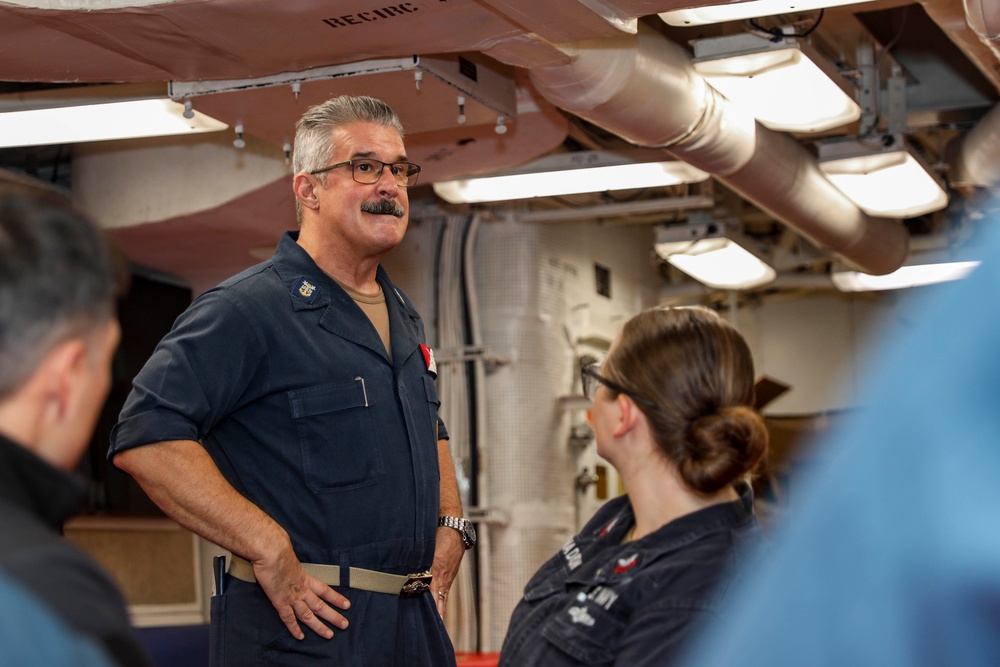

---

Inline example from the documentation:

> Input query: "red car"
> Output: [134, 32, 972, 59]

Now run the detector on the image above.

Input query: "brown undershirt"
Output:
[335, 280, 392, 362]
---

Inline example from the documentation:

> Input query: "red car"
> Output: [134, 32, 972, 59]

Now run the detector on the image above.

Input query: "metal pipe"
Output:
[528, 22, 910, 275]
[947, 103, 1000, 189]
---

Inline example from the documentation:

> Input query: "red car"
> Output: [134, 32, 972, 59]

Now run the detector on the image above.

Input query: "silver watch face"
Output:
[462, 521, 477, 549]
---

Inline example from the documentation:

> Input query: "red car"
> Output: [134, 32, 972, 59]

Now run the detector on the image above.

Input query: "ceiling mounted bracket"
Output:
[169, 53, 517, 123]
[856, 39, 879, 133]
[885, 68, 908, 135]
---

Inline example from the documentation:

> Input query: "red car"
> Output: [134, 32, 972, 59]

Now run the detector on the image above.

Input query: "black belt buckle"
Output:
[400, 570, 433, 597]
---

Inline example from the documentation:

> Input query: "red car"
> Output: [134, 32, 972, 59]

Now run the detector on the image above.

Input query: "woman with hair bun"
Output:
[499, 306, 769, 667]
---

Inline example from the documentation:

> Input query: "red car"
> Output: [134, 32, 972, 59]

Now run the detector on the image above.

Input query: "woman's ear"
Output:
[612, 393, 640, 438]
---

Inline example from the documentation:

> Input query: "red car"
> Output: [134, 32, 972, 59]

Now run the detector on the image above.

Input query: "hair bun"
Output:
[679, 406, 768, 494]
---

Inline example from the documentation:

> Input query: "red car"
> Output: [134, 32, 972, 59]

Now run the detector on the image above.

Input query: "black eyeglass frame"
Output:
[309, 158, 422, 187]
[581, 364, 658, 410]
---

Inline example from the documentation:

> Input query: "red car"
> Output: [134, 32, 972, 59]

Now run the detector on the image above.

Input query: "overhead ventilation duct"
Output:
[528, 23, 909, 276]
[961, 0, 1000, 61]
[946, 103, 1000, 190]
[920, 0, 1000, 90]
[926, 0, 1000, 191]
[942, 0, 1000, 66]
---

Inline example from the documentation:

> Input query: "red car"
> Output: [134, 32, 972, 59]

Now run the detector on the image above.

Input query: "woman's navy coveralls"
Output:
[109, 232, 454, 666]
[499, 485, 763, 667]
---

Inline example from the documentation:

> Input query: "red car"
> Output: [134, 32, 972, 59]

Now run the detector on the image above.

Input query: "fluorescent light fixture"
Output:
[655, 221, 777, 290]
[0, 99, 227, 148]
[832, 261, 980, 291]
[692, 34, 860, 133]
[818, 135, 949, 218]
[432, 150, 709, 204]
[661, 0, 878, 26]
[0, 84, 227, 148]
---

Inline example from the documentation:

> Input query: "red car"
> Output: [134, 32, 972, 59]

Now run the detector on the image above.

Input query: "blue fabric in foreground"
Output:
[680, 197, 1000, 667]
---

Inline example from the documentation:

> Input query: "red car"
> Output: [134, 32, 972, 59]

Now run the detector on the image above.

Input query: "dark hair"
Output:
[292, 95, 404, 223]
[0, 186, 122, 399]
[604, 306, 768, 494]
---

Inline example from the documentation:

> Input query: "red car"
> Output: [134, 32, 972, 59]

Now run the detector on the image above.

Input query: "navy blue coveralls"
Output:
[499, 484, 763, 667]
[109, 231, 454, 666]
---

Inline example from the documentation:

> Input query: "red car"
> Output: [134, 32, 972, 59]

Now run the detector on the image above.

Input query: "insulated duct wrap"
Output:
[529, 23, 910, 275]
[965, 0, 1000, 56]
[948, 103, 1000, 190]
[723, 127, 909, 275]
[530, 31, 757, 172]
[475, 220, 660, 649]
[475, 224, 580, 650]
[942, 0, 1000, 188]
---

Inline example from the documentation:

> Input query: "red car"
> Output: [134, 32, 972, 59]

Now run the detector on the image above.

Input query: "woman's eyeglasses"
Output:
[581, 364, 658, 410]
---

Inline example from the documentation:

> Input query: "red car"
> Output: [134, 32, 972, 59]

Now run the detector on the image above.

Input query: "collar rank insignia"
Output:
[420, 344, 438, 378]
[292, 277, 320, 304]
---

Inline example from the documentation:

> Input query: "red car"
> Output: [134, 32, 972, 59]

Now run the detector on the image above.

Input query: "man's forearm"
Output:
[437, 439, 463, 517]
[114, 439, 352, 640]
[113, 440, 291, 561]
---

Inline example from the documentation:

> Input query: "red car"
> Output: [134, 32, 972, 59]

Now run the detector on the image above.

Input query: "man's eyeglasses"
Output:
[581, 364, 658, 410]
[309, 159, 421, 187]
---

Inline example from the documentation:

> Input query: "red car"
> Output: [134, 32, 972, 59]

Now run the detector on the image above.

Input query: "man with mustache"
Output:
[110, 96, 468, 666]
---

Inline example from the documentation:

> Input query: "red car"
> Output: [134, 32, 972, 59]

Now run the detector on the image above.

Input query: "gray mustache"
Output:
[361, 199, 405, 217]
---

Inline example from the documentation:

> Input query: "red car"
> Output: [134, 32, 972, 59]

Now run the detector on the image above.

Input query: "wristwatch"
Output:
[438, 516, 477, 550]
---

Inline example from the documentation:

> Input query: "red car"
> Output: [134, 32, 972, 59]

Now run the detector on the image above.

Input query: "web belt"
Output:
[227, 554, 432, 598]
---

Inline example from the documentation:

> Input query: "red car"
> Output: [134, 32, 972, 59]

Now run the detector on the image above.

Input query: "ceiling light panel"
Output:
[818, 136, 949, 218]
[0, 98, 227, 148]
[655, 221, 777, 290]
[692, 35, 861, 133]
[433, 150, 709, 204]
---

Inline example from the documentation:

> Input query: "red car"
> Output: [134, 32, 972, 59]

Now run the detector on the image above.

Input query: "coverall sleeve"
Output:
[110, 290, 267, 455]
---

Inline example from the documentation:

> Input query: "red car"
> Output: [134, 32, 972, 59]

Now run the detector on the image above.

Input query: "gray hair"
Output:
[0, 186, 122, 400]
[292, 96, 405, 223]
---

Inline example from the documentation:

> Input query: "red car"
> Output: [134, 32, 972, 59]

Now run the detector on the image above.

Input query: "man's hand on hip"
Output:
[253, 545, 352, 641]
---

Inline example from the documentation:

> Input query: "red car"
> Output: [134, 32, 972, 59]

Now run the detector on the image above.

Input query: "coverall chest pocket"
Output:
[540, 590, 627, 666]
[288, 377, 386, 493]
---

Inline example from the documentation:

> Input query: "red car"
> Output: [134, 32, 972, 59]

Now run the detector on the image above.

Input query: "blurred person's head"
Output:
[594, 306, 768, 494]
[0, 185, 123, 469]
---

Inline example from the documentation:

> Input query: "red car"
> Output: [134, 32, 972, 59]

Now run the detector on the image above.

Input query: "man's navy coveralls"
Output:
[110, 231, 454, 666]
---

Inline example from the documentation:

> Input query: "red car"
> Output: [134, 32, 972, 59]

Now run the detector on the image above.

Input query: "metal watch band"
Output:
[438, 515, 466, 531]
[438, 515, 476, 549]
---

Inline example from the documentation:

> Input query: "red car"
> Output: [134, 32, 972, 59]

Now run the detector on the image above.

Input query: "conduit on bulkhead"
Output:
[527, 22, 910, 275]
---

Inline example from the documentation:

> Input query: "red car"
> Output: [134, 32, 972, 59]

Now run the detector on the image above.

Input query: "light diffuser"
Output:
[692, 35, 860, 133]
[433, 151, 709, 204]
[818, 136, 949, 218]
[655, 223, 777, 290]
[0, 98, 228, 148]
